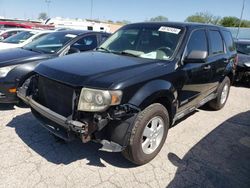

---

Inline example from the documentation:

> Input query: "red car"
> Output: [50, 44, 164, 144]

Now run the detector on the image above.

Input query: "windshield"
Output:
[99, 25, 183, 61]
[23, 32, 78, 54]
[236, 42, 250, 55]
[2, 31, 36, 44]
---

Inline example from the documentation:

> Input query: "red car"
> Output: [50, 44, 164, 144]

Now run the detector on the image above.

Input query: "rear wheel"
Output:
[122, 103, 169, 165]
[208, 76, 230, 110]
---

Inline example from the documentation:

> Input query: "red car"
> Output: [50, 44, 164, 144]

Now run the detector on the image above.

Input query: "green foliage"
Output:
[186, 12, 250, 28]
[149, 16, 168, 22]
[185, 12, 220, 24]
[116, 20, 131, 24]
[38, 12, 48, 20]
[220, 16, 240, 27]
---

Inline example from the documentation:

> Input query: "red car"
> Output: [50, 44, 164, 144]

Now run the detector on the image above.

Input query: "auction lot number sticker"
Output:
[158, 26, 181, 34]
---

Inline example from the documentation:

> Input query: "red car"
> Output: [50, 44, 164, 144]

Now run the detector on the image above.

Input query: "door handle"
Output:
[203, 65, 211, 70]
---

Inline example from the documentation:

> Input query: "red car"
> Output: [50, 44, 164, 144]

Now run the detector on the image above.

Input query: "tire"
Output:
[122, 103, 169, 165]
[208, 76, 230, 110]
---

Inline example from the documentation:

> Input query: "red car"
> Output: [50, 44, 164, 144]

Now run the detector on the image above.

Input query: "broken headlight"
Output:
[77, 88, 122, 112]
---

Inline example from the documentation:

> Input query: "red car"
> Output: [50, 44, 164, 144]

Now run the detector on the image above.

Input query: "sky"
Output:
[0, 0, 249, 22]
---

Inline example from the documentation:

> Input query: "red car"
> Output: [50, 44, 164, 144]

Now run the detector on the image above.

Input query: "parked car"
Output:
[18, 22, 237, 165]
[0, 28, 29, 41]
[0, 30, 53, 50]
[234, 39, 250, 82]
[0, 21, 33, 29]
[0, 30, 110, 103]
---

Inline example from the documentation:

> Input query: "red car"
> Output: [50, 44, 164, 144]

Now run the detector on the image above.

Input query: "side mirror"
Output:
[67, 47, 81, 55]
[184, 50, 207, 63]
[0, 36, 4, 41]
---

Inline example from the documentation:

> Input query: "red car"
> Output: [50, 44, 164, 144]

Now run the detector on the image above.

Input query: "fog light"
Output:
[8, 88, 17, 93]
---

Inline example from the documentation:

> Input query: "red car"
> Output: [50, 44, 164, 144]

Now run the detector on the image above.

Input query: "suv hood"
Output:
[0, 48, 52, 67]
[35, 51, 166, 88]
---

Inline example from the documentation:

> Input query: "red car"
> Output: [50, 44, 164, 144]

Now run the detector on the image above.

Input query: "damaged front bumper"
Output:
[17, 84, 139, 152]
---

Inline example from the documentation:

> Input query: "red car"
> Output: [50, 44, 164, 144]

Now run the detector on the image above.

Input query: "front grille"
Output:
[36, 76, 74, 117]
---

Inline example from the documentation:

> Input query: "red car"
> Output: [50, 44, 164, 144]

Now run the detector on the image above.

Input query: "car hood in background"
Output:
[35, 51, 166, 88]
[0, 42, 23, 50]
[0, 48, 52, 67]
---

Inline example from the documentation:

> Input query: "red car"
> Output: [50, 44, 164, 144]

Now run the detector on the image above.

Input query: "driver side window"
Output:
[71, 35, 97, 52]
[185, 29, 208, 57]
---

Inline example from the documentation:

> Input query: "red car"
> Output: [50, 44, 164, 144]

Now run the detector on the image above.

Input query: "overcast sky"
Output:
[0, 0, 249, 22]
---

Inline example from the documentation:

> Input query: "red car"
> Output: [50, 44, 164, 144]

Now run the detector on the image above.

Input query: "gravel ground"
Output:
[0, 86, 249, 188]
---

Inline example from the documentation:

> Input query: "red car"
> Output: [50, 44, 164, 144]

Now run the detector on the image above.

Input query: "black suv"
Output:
[234, 39, 250, 83]
[18, 22, 237, 165]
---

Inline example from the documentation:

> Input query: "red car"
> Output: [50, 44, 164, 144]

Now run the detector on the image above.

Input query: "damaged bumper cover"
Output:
[18, 94, 88, 140]
[18, 87, 140, 152]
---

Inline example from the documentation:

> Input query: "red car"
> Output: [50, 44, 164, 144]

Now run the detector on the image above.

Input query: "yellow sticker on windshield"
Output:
[158, 26, 181, 34]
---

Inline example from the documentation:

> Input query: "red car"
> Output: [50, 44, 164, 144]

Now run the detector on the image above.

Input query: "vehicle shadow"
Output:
[0, 104, 15, 111]
[167, 111, 250, 188]
[233, 80, 250, 88]
[7, 112, 136, 168]
[0, 102, 28, 111]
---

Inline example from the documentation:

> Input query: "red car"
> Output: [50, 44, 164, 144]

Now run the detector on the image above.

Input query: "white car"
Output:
[0, 28, 29, 41]
[0, 30, 53, 50]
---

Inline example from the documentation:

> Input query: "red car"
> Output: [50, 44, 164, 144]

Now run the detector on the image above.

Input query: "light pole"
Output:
[90, 0, 93, 19]
[236, 0, 246, 39]
[45, 0, 51, 18]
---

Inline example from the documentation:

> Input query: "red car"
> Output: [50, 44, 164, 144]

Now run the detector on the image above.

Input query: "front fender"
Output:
[128, 79, 177, 109]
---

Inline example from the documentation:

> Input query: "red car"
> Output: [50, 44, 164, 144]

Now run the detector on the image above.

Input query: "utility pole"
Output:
[236, 0, 245, 39]
[90, 0, 93, 19]
[45, 0, 51, 18]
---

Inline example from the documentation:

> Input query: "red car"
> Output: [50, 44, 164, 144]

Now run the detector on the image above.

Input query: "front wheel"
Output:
[208, 76, 231, 110]
[122, 103, 169, 165]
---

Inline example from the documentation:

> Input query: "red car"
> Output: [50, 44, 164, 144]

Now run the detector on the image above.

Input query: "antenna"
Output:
[236, 0, 245, 39]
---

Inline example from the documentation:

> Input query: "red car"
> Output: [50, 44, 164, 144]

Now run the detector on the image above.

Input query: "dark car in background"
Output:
[19, 22, 237, 165]
[0, 30, 110, 104]
[234, 39, 250, 83]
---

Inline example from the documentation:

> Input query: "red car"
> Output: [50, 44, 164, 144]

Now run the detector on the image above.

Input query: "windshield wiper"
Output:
[23, 47, 44, 54]
[237, 50, 250, 55]
[96, 47, 111, 53]
[119, 51, 140, 57]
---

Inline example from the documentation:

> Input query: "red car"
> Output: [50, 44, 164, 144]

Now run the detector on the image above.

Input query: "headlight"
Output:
[78, 88, 122, 112]
[0, 65, 17, 78]
[244, 62, 250, 67]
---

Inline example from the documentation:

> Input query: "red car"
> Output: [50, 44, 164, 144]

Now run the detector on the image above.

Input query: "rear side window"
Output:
[186, 29, 208, 56]
[222, 30, 235, 52]
[209, 30, 224, 55]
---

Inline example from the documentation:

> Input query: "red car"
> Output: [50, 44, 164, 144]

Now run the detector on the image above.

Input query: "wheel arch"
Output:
[128, 79, 178, 125]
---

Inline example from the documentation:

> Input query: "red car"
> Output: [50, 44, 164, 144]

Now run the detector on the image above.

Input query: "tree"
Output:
[38, 12, 48, 20]
[116, 20, 131, 24]
[149, 16, 168, 22]
[220, 16, 240, 27]
[220, 16, 250, 27]
[185, 12, 220, 25]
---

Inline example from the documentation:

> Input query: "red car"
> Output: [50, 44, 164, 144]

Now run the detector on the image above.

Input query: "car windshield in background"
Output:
[236, 42, 250, 55]
[228, 27, 250, 40]
[2, 31, 36, 44]
[23, 32, 78, 54]
[99, 26, 183, 61]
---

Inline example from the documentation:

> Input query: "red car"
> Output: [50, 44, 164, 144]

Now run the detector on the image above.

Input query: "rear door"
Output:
[207, 29, 228, 88]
